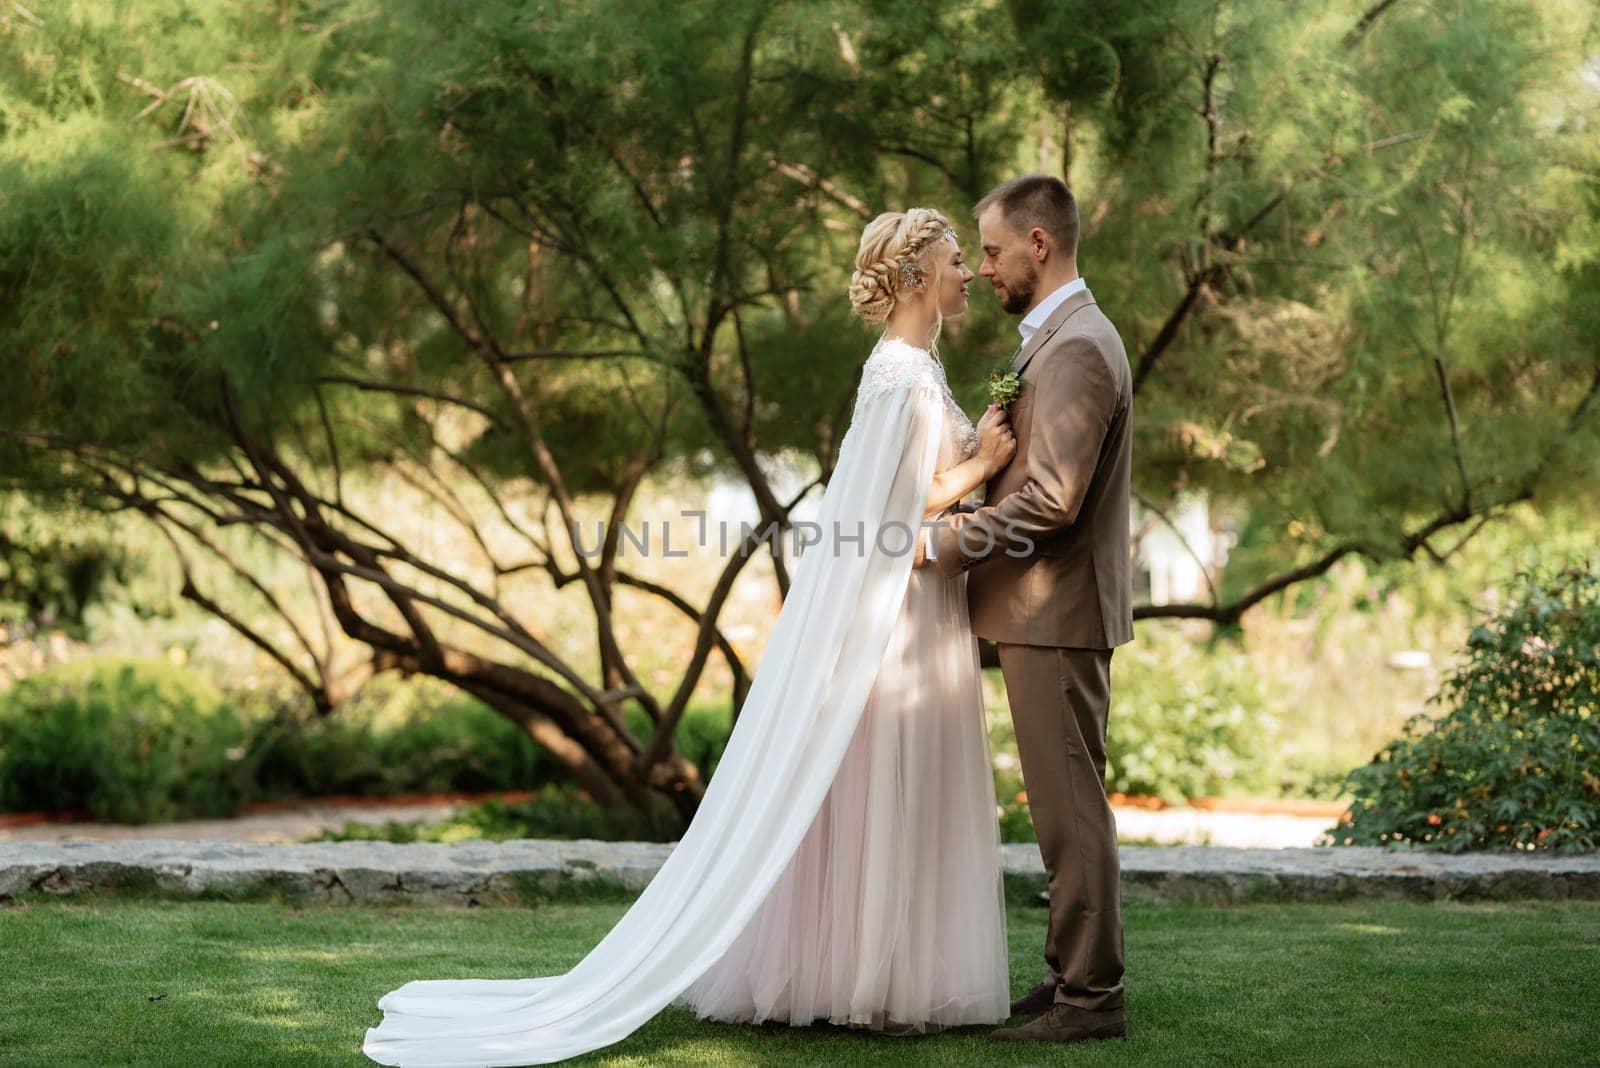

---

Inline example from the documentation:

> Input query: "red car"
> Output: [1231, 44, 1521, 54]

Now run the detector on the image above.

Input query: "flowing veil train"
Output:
[363, 341, 950, 1066]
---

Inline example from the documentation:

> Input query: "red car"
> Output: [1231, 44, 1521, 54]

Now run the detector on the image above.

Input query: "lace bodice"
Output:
[856, 336, 978, 472]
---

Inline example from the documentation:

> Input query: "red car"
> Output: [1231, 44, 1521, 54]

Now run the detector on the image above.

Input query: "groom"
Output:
[916, 174, 1134, 1044]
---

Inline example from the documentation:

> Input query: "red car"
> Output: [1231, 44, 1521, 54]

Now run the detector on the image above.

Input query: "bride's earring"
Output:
[898, 259, 925, 290]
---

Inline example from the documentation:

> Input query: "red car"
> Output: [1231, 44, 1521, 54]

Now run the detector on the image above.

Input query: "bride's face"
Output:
[934, 237, 975, 319]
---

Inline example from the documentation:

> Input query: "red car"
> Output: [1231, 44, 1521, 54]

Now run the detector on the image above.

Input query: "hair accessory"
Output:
[898, 259, 925, 287]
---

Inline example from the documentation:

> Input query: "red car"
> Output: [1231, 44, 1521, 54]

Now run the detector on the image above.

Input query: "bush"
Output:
[993, 767, 1038, 843]
[313, 783, 683, 844]
[0, 663, 731, 826]
[241, 675, 552, 801]
[311, 701, 736, 844]
[623, 701, 732, 783]
[0, 656, 247, 822]
[1334, 566, 1600, 853]
[247, 682, 733, 805]
[1105, 628, 1283, 803]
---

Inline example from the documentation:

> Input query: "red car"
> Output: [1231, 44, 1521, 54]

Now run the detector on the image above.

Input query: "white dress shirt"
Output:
[1017, 276, 1088, 343]
[923, 277, 1088, 563]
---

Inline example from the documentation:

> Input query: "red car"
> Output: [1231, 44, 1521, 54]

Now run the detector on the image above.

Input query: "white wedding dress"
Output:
[362, 337, 1008, 1066]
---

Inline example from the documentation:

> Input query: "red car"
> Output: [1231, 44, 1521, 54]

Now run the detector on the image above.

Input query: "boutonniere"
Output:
[987, 368, 1022, 408]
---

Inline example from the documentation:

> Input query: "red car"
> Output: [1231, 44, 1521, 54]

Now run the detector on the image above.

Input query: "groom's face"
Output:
[976, 205, 1039, 316]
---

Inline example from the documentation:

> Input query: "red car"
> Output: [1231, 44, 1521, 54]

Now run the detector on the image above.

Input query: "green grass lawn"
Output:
[2, 897, 1596, 1066]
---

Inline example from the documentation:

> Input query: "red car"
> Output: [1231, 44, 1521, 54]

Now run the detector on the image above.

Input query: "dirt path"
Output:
[0, 791, 1344, 847]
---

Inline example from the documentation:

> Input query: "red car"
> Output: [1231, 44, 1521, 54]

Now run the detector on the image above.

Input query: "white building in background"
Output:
[1132, 493, 1233, 607]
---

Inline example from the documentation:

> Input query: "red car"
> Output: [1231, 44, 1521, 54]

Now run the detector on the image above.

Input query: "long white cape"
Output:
[364, 343, 945, 1066]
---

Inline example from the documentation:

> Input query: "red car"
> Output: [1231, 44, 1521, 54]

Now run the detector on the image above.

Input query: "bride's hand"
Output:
[976, 404, 1006, 435]
[976, 407, 1015, 476]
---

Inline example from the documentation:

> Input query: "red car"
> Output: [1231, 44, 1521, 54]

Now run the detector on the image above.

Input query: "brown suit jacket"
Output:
[930, 286, 1133, 649]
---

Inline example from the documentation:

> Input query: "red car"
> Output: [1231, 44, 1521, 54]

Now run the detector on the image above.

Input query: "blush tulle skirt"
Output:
[677, 568, 1010, 1033]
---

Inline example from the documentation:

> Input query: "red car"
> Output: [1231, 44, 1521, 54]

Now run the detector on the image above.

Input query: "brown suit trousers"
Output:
[998, 642, 1125, 1012]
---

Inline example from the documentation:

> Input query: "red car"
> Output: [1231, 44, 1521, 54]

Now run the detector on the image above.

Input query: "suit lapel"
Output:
[1010, 287, 1097, 375]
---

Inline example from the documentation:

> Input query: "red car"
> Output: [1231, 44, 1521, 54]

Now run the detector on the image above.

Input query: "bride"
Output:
[363, 207, 1017, 1066]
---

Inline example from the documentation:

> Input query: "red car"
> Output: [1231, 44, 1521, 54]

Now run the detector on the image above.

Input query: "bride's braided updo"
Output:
[847, 207, 956, 324]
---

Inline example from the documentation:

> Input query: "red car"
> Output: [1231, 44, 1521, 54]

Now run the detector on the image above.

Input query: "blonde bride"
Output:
[363, 207, 1014, 1065]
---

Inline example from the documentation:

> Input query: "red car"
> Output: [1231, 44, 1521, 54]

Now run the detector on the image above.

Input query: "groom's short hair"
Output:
[974, 175, 1079, 259]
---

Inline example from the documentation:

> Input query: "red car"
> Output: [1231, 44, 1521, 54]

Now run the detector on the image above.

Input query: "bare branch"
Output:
[769, 158, 872, 219]
[317, 374, 505, 426]
[1344, 0, 1404, 48]
[1133, 265, 1221, 396]
[501, 348, 651, 362]
[312, 386, 346, 509]
[127, 494, 331, 709]
[636, 474, 817, 772]
[615, 570, 750, 710]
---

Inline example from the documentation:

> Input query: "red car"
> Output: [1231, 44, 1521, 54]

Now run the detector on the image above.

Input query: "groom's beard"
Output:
[1000, 263, 1038, 315]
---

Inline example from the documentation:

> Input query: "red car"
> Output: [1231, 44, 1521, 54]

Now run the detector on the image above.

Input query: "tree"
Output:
[2, 0, 1597, 824]
[1015, 0, 1600, 620]
[1, 0, 1025, 822]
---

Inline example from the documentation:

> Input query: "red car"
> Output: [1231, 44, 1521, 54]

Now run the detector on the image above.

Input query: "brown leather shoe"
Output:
[990, 1003, 1129, 1043]
[1009, 978, 1057, 1018]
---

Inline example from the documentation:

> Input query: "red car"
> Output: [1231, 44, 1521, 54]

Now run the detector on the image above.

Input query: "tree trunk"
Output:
[458, 681, 706, 832]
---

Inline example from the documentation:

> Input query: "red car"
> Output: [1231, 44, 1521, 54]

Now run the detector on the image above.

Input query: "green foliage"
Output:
[1336, 566, 1600, 853]
[0, 656, 245, 822]
[244, 688, 734, 809]
[240, 675, 551, 802]
[0, 493, 130, 633]
[313, 700, 734, 842]
[0, 664, 736, 822]
[624, 701, 732, 783]
[10, 0, 1590, 529]
[993, 768, 1040, 844]
[251, 688, 734, 810]
[313, 783, 683, 845]
[991, 627, 1284, 842]
[1107, 628, 1283, 803]
[3, 0, 1599, 824]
